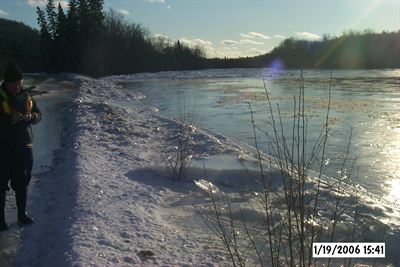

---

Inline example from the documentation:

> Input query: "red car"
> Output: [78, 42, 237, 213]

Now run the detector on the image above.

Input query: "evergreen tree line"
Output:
[35, 0, 206, 76]
[0, 18, 41, 75]
[265, 30, 400, 69]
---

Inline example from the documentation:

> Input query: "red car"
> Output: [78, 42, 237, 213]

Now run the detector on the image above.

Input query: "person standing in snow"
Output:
[0, 62, 42, 231]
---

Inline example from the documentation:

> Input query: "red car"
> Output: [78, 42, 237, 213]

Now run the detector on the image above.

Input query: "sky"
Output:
[0, 0, 399, 58]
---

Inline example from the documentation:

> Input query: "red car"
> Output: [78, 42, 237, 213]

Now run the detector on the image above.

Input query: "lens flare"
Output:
[264, 59, 284, 78]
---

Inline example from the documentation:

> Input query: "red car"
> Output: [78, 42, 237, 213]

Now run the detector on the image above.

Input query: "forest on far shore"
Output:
[1, 0, 399, 77]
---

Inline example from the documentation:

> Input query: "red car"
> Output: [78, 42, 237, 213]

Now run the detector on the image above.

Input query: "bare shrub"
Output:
[202, 71, 360, 266]
[164, 98, 197, 181]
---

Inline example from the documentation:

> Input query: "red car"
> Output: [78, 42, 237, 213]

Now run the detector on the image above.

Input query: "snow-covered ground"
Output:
[12, 75, 245, 266]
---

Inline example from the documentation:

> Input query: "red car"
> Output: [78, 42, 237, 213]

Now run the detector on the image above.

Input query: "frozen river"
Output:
[122, 68, 400, 204]
[118, 68, 400, 264]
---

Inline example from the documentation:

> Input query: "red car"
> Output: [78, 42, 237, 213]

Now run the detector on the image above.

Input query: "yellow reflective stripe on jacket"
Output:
[0, 88, 33, 115]
[0, 88, 11, 114]
[26, 95, 33, 112]
[2, 102, 11, 114]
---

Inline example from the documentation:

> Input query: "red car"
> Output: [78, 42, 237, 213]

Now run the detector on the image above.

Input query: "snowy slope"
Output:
[13, 75, 239, 266]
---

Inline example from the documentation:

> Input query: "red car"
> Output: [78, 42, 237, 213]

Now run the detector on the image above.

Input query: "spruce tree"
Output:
[88, 0, 104, 32]
[78, 0, 90, 37]
[36, 7, 49, 36]
[36, 7, 52, 70]
[66, 0, 80, 70]
[45, 0, 57, 39]
[56, 3, 67, 39]
[54, 3, 67, 71]
[67, 0, 79, 39]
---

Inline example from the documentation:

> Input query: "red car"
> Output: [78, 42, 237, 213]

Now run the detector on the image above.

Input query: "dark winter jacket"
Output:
[0, 83, 41, 148]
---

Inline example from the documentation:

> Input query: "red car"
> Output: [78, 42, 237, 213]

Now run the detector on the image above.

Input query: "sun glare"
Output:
[351, 0, 381, 29]
[388, 179, 400, 201]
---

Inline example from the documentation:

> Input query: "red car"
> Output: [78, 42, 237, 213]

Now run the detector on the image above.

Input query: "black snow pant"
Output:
[0, 147, 33, 222]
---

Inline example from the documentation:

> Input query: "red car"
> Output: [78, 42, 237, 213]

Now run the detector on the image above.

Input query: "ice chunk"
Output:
[194, 179, 220, 194]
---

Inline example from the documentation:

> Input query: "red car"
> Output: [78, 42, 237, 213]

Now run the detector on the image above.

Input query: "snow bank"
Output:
[14, 75, 236, 266]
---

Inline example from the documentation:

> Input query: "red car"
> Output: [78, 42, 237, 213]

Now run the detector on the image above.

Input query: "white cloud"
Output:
[214, 39, 273, 58]
[222, 39, 264, 46]
[203, 46, 218, 58]
[26, 0, 47, 7]
[171, 36, 269, 59]
[153, 35, 217, 55]
[145, 0, 166, 3]
[118, 9, 129, 16]
[223, 46, 239, 51]
[152, 33, 174, 47]
[219, 37, 267, 58]
[144, 0, 171, 9]
[213, 47, 268, 59]
[240, 32, 271, 40]
[26, 0, 69, 9]
[154, 33, 169, 39]
[178, 38, 215, 57]
[239, 39, 264, 45]
[0, 9, 9, 16]
[194, 39, 213, 46]
[180, 38, 213, 47]
[56, 0, 69, 9]
[221, 40, 240, 46]
[274, 35, 286, 39]
[295, 32, 321, 40]
[248, 48, 267, 56]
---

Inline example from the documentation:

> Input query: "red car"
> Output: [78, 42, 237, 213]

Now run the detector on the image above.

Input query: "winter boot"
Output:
[0, 191, 8, 231]
[16, 188, 33, 225]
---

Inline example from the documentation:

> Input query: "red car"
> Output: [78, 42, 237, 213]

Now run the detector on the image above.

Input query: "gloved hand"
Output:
[11, 112, 32, 124]
[23, 112, 32, 122]
[11, 111, 24, 124]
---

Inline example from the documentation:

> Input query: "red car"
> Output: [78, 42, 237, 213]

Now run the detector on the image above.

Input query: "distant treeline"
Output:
[0, 18, 41, 75]
[245, 30, 400, 69]
[0, 0, 399, 77]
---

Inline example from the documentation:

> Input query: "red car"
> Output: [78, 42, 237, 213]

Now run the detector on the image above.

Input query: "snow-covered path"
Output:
[12, 76, 233, 266]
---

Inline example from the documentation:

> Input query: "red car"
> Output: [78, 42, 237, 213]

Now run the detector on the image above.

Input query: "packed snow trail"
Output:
[13, 75, 233, 266]
[0, 75, 78, 267]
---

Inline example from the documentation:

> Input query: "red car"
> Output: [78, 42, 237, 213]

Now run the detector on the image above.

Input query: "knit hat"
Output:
[4, 61, 23, 83]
